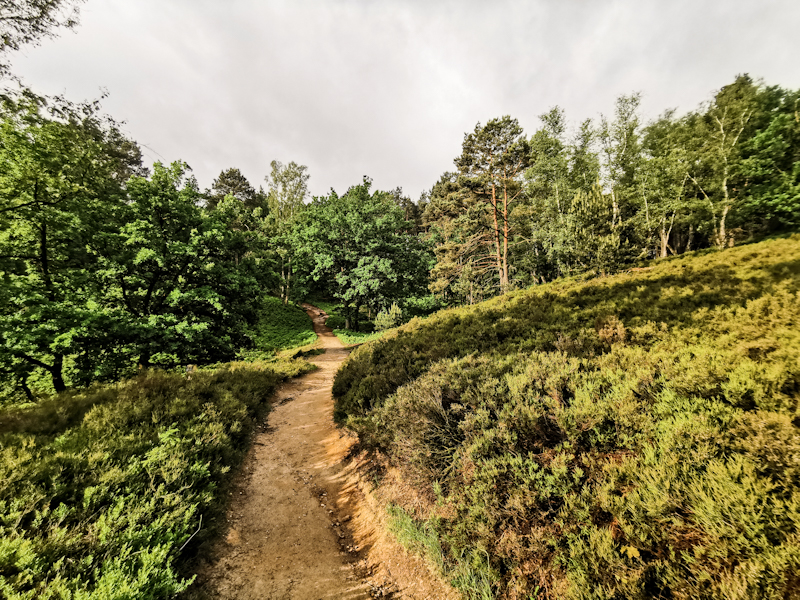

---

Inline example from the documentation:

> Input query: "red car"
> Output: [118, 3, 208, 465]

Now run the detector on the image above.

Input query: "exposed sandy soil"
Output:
[191, 305, 459, 600]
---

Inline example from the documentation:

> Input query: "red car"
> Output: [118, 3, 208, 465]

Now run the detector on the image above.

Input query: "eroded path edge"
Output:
[191, 304, 457, 599]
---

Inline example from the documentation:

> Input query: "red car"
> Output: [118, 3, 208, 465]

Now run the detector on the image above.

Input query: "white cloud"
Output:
[9, 0, 800, 199]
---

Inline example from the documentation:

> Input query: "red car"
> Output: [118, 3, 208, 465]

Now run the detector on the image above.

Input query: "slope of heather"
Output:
[333, 235, 800, 600]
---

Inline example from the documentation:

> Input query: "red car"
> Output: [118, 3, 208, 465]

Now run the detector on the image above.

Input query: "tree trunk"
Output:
[51, 354, 66, 393]
[284, 257, 292, 304]
[659, 213, 675, 258]
[281, 257, 287, 303]
[490, 184, 504, 290]
[501, 183, 510, 291]
[718, 204, 731, 248]
[18, 376, 34, 402]
[353, 301, 361, 332]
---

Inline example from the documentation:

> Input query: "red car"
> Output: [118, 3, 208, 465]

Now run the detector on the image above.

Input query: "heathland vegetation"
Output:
[2, 2, 800, 598]
[335, 235, 800, 599]
[0, 358, 312, 598]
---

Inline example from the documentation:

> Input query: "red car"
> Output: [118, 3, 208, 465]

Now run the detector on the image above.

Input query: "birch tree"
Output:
[686, 75, 758, 247]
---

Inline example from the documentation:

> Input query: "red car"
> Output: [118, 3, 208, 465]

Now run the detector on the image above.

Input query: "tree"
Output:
[389, 187, 425, 234]
[599, 93, 644, 230]
[453, 116, 530, 292]
[1, 0, 85, 77]
[264, 159, 309, 303]
[266, 160, 308, 223]
[517, 107, 576, 282]
[738, 85, 800, 230]
[568, 118, 601, 193]
[685, 75, 759, 247]
[0, 90, 142, 393]
[0, 91, 265, 400]
[639, 111, 694, 258]
[295, 178, 430, 331]
[423, 172, 496, 304]
[206, 167, 264, 211]
[96, 161, 263, 370]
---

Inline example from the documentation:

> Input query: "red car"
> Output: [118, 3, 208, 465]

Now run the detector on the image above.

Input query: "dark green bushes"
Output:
[335, 235, 800, 599]
[0, 358, 311, 599]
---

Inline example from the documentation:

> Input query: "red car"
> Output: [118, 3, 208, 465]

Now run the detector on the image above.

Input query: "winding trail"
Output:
[196, 306, 370, 599]
[193, 305, 458, 600]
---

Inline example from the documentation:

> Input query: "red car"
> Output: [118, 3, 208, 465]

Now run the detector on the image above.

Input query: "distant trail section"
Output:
[193, 304, 457, 599]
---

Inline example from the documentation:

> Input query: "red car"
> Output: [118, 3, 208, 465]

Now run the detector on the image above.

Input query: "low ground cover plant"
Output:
[333, 329, 384, 346]
[0, 358, 312, 599]
[251, 296, 317, 351]
[334, 235, 800, 600]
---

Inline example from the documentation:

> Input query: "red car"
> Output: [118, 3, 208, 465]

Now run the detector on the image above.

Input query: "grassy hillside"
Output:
[0, 359, 312, 599]
[251, 296, 317, 352]
[334, 235, 800, 600]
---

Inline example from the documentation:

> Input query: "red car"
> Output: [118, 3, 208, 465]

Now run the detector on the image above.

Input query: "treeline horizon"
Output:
[1, 73, 799, 401]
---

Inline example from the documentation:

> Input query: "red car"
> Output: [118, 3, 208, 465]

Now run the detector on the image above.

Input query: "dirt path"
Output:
[193, 305, 458, 600]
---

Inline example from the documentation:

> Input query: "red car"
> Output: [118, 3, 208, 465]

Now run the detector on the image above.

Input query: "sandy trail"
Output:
[195, 306, 370, 599]
[193, 305, 458, 600]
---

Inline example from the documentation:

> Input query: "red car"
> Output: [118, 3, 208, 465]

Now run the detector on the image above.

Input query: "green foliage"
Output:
[205, 167, 265, 211]
[0, 90, 273, 398]
[0, 358, 312, 598]
[332, 329, 383, 346]
[399, 294, 445, 319]
[99, 161, 266, 370]
[324, 315, 346, 330]
[374, 303, 403, 332]
[0, 90, 145, 394]
[250, 296, 316, 352]
[293, 178, 432, 332]
[336, 235, 800, 599]
[264, 160, 310, 304]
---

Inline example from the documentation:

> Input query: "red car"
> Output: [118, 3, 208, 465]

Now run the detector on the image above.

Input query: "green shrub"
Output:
[336, 235, 800, 599]
[333, 329, 383, 346]
[251, 296, 317, 351]
[325, 315, 347, 330]
[375, 303, 403, 332]
[0, 358, 312, 599]
[400, 294, 445, 319]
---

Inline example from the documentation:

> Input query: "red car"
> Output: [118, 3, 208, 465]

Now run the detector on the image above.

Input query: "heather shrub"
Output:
[0, 358, 311, 599]
[336, 236, 800, 599]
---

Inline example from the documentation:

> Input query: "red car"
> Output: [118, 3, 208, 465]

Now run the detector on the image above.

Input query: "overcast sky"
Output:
[9, 0, 800, 200]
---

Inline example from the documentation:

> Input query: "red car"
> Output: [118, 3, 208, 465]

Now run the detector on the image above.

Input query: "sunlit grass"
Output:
[333, 329, 383, 346]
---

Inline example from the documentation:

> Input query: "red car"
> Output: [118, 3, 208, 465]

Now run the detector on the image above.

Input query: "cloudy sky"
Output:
[9, 0, 800, 200]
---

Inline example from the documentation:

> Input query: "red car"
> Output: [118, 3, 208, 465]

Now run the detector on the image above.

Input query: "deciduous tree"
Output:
[295, 178, 430, 330]
[0, 91, 142, 393]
